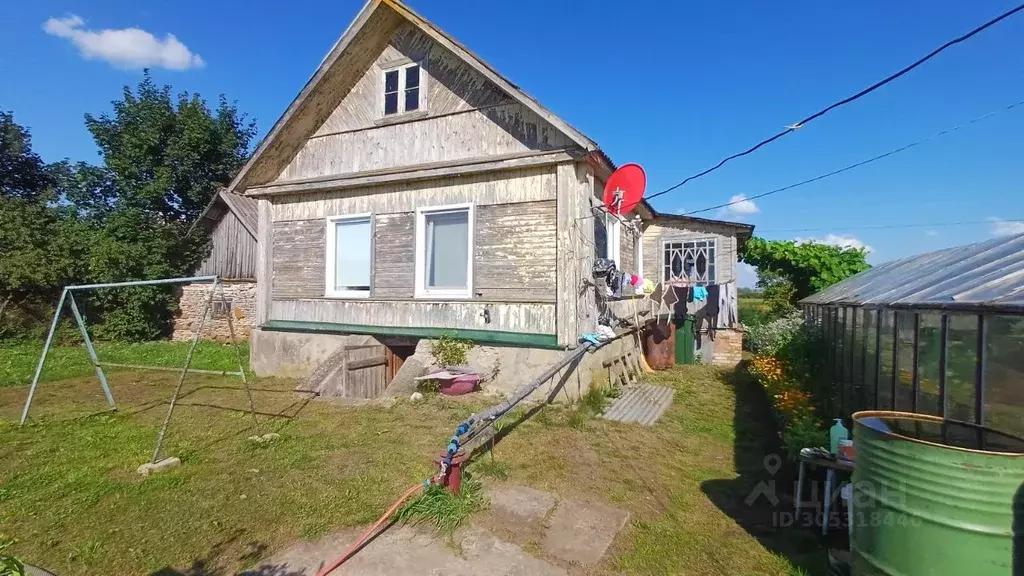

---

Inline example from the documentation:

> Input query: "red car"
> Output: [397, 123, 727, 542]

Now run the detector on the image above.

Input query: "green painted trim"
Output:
[262, 320, 562, 349]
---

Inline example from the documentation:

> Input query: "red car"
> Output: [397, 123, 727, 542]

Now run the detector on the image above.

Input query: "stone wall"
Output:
[172, 281, 257, 341]
[710, 328, 743, 368]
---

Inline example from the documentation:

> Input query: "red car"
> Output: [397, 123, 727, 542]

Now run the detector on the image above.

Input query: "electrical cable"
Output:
[644, 2, 1024, 203]
[679, 98, 1024, 216]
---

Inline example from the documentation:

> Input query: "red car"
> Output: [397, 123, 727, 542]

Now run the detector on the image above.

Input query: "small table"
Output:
[795, 451, 854, 535]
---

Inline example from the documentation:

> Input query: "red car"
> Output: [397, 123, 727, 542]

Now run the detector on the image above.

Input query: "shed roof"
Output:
[193, 189, 259, 240]
[800, 233, 1024, 313]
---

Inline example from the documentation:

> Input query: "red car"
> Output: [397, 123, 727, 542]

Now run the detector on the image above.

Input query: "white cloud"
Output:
[795, 234, 873, 253]
[988, 217, 1024, 237]
[718, 194, 759, 219]
[43, 14, 204, 70]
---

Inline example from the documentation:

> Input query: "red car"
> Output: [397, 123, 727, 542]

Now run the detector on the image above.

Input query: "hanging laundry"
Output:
[705, 285, 720, 317]
[596, 325, 616, 340]
[641, 279, 655, 294]
[631, 274, 643, 287]
[692, 285, 708, 301]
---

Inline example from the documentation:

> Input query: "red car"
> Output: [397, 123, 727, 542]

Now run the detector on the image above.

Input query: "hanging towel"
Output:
[705, 285, 721, 318]
[692, 285, 708, 301]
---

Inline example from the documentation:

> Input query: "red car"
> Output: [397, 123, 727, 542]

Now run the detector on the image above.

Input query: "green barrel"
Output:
[851, 411, 1024, 576]
[673, 315, 694, 365]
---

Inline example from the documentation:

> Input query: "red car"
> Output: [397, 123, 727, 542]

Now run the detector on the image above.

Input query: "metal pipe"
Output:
[221, 285, 260, 433]
[21, 288, 69, 425]
[67, 275, 219, 290]
[95, 362, 242, 376]
[975, 314, 987, 428]
[891, 310, 899, 411]
[152, 278, 219, 463]
[68, 292, 115, 409]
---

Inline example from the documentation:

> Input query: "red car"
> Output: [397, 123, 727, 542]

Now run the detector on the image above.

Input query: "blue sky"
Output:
[2, 0, 1023, 286]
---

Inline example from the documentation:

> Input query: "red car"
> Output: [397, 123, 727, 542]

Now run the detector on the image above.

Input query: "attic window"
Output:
[383, 63, 423, 116]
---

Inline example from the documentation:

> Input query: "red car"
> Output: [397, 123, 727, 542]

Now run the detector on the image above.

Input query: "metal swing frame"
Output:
[19, 275, 260, 463]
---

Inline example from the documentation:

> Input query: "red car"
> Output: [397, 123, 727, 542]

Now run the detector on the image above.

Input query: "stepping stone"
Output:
[487, 485, 557, 525]
[601, 384, 674, 425]
[542, 499, 630, 565]
[459, 528, 567, 575]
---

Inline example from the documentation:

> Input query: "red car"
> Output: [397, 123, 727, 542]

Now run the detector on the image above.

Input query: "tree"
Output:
[77, 71, 256, 340]
[0, 112, 92, 337]
[740, 237, 870, 303]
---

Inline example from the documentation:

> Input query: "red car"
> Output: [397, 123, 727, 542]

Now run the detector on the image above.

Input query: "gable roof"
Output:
[226, 0, 603, 194]
[192, 189, 258, 239]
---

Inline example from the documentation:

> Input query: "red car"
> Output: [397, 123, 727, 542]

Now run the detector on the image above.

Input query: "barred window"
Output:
[663, 239, 716, 284]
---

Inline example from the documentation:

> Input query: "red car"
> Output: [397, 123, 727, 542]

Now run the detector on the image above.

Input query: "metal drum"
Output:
[851, 411, 1024, 575]
[643, 317, 675, 370]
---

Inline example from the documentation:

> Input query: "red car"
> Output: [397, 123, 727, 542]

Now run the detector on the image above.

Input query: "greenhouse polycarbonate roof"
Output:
[800, 232, 1024, 312]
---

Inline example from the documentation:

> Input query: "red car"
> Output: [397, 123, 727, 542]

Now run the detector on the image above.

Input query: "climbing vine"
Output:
[740, 237, 870, 301]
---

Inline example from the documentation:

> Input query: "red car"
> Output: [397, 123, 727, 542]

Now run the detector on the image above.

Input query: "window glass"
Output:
[984, 315, 1024, 437]
[384, 70, 400, 115]
[946, 314, 977, 422]
[404, 65, 420, 112]
[863, 309, 877, 410]
[425, 210, 469, 290]
[917, 313, 943, 416]
[879, 310, 894, 410]
[663, 240, 715, 283]
[895, 312, 915, 411]
[333, 218, 371, 293]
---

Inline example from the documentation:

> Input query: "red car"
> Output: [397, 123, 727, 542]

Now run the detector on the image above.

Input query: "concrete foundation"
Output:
[250, 327, 643, 402]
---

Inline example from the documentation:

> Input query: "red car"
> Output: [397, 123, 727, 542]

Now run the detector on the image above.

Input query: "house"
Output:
[171, 189, 260, 341]
[225, 0, 753, 398]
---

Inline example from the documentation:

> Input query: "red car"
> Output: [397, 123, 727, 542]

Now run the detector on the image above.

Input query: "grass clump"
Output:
[568, 385, 614, 430]
[395, 477, 485, 532]
[473, 457, 510, 480]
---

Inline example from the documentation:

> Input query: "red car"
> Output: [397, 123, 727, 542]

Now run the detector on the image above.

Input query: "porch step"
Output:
[600, 384, 674, 426]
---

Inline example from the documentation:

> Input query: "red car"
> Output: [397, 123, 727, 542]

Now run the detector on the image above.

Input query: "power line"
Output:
[760, 219, 1023, 233]
[679, 98, 1024, 216]
[645, 1, 1024, 203]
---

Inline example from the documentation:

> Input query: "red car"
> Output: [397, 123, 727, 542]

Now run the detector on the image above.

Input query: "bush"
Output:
[745, 311, 804, 355]
[429, 334, 473, 367]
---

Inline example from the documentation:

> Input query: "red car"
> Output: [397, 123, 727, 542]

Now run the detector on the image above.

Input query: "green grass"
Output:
[0, 355, 827, 575]
[0, 340, 250, 387]
[394, 477, 485, 533]
[739, 297, 771, 326]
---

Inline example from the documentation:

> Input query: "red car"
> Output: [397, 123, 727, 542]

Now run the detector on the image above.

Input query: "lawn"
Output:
[0, 345, 827, 575]
[1, 340, 251, 387]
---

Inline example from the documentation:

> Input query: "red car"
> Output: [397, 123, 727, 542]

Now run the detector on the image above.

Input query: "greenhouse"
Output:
[799, 232, 1024, 438]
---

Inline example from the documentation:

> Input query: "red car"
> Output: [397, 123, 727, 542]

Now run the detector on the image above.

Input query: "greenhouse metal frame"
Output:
[799, 233, 1024, 439]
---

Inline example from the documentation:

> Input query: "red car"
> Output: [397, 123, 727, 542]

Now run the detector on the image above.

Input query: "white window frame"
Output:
[663, 237, 718, 284]
[381, 62, 426, 117]
[414, 203, 474, 299]
[325, 213, 373, 299]
[605, 213, 621, 269]
[635, 229, 644, 278]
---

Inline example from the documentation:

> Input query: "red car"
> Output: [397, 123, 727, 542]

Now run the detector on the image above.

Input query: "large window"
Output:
[382, 62, 424, 116]
[325, 214, 372, 298]
[415, 204, 473, 299]
[663, 239, 716, 284]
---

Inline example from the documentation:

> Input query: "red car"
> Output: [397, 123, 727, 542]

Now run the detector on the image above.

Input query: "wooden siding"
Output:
[272, 166, 555, 221]
[278, 103, 574, 182]
[314, 22, 512, 136]
[642, 218, 737, 284]
[271, 197, 556, 302]
[373, 213, 415, 298]
[270, 299, 555, 335]
[620, 224, 637, 274]
[272, 220, 325, 299]
[196, 210, 258, 279]
[475, 201, 556, 301]
[555, 162, 598, 346]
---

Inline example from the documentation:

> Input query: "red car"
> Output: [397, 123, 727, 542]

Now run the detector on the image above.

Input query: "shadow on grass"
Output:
[700, 362, 832, 575]
[464, 351, 584, 466]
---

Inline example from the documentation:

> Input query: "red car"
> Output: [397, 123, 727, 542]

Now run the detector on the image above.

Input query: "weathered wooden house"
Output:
[225, 0, 753, 398]
[172, 189, 260, 341]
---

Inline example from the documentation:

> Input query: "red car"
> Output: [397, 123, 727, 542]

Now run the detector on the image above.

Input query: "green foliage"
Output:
[395, 477, 484, 532]
[429, 334, 474, 367]
[473, 456, 511, 480]
[740, 237, 870, 302]
[781, 415, 828, 460]
[757, 269, 798, 319]
[745, 312, 805, 356]
[0, 535, 25, 576]
[1, 72, 255, 341]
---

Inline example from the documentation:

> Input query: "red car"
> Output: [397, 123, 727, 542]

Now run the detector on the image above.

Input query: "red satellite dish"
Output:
[603, 163, 646, 215]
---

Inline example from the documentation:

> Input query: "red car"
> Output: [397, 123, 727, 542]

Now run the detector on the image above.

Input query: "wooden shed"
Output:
[172, 190, 260, 341]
